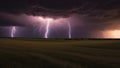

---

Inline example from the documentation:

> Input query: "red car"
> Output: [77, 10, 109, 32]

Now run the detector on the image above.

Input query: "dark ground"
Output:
[0, 38, 120, 68]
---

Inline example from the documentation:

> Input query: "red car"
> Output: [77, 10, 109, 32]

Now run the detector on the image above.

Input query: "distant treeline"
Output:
[0, 37, 120, 40]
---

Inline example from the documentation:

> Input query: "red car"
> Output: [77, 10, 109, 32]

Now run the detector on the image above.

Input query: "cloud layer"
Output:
[0, 0, 120, 38]
[0, 0, 120, 18]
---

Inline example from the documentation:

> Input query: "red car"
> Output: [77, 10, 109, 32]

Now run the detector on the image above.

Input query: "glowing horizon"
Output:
[102, 30, 120, 38]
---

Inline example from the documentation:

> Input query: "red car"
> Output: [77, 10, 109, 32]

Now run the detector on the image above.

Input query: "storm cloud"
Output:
[0, 0, 120, 18]
[0, 0, 120, 38]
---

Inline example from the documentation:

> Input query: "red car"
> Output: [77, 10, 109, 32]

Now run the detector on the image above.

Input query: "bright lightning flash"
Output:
[45, 18, 53, 38]
[11, 26, 16, 38]
[38, 17, 53, 38]
[36, 17, 72, 38]
[67, 22, 71, 39]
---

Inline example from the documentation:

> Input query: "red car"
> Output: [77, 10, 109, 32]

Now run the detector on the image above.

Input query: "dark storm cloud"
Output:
[0, 0, 120, 18]
[0, 15, 25, 26]
[0, 0, 120, 38]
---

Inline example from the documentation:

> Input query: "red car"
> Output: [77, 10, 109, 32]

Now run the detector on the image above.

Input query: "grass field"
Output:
[0, 38, 120, 68]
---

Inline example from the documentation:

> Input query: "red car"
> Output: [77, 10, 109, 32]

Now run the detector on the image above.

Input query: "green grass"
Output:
[0, 38, 120, 68]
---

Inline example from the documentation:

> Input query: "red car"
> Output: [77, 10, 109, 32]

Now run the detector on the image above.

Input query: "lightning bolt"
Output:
[68, 22, 71, 39]
[11, 26, 16, 38]
[37, 17, 71, 38]
[44, 18, 52, 38]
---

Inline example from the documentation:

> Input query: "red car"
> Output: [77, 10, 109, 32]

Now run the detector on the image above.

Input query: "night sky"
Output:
[0, 0, 120, 38]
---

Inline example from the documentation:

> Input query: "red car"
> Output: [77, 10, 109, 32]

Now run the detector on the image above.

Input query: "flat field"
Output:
[0, 38, 120, 68]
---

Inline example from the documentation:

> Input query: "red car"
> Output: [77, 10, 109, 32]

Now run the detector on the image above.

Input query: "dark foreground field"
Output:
[0, 38, 120, 68]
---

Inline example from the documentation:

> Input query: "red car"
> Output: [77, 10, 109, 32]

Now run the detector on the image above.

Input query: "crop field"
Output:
[0, 38, 120, 68]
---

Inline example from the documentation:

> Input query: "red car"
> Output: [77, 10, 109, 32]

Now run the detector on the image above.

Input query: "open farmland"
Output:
[0, 38, 120, 68]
